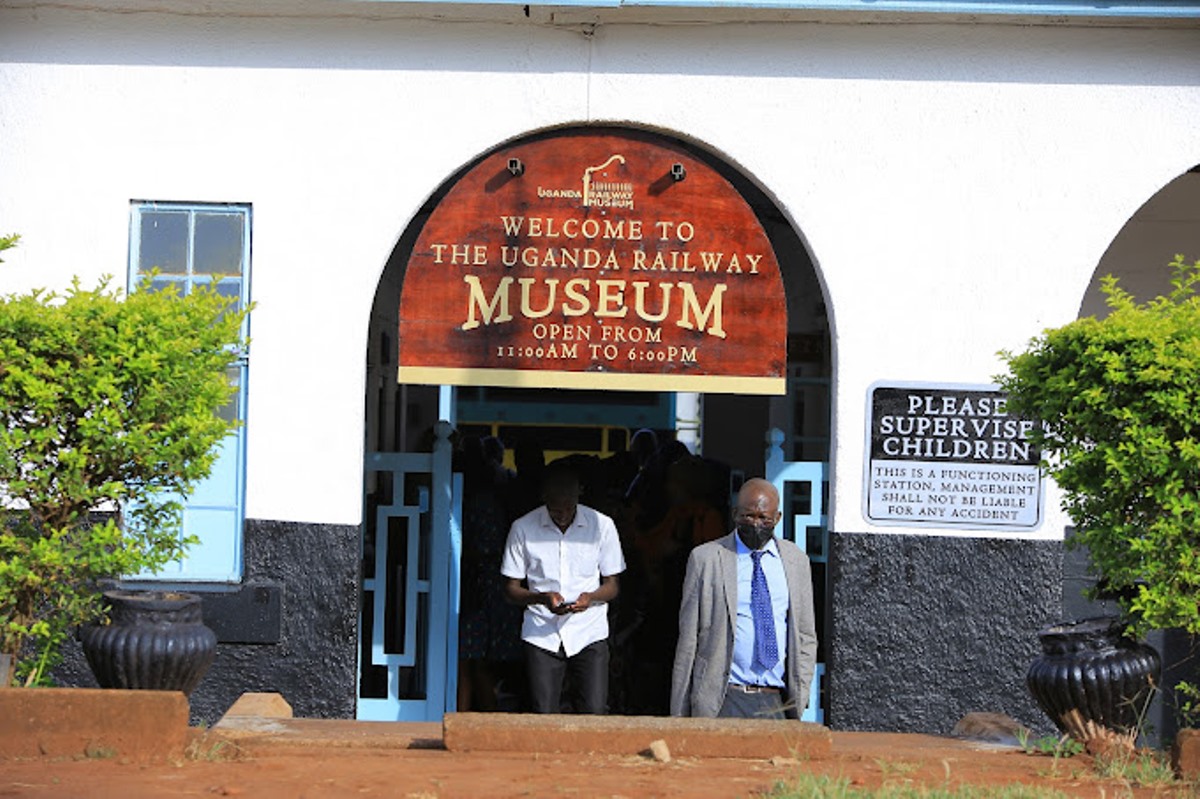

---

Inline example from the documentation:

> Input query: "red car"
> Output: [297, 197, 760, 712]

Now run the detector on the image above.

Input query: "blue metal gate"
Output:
[358, 421, 463, 721]
[765, 428, 828, 724]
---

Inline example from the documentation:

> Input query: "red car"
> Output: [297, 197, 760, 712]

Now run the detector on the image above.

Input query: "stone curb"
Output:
[221, 691, 293, 720]
[1173, 728, 1200, 779]
[211, 716, 446, 750]
[210, 692, 444, 750]
[443, 712, 833, 759]
[0, 687, 189, 762]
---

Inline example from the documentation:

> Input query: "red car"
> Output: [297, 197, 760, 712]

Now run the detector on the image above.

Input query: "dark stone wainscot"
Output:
[56, 519, 359, 726]
[827, 531, 1062, 736]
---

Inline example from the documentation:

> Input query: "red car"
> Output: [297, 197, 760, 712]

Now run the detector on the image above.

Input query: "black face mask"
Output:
[736, 521, 775, 551]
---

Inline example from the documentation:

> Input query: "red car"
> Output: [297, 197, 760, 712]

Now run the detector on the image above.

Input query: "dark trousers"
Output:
[524, 640, 609, 714]
[718, 686, 787, 720]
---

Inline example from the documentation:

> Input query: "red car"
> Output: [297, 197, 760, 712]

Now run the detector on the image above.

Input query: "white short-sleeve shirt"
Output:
[500, 504, 626, 657]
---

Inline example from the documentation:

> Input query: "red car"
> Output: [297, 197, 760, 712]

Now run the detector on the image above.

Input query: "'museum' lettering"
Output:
[461, 276, 727, 338]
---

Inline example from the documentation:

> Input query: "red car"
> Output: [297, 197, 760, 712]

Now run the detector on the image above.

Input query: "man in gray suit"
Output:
[670, 478, 818, 720]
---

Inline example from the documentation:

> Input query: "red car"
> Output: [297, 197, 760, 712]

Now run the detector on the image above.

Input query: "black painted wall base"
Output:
[59, 517, 1185, 742]
[828, 531, 1063, 736]
[55, 518, 359, 726]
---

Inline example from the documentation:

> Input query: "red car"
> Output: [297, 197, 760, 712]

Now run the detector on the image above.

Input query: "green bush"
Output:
[998, 254, 1200, 638]
[0, 233, 248, 685]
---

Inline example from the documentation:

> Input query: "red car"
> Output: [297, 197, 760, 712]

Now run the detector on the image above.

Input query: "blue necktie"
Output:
[750, 550, 779, 670]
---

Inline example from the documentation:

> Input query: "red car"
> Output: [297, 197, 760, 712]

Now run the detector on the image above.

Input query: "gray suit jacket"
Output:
[670, 532, 818, 719]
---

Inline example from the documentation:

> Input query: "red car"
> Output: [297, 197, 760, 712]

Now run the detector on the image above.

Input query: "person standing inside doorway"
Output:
[501, 461, 626, 714]
[670, 478, 817, 720]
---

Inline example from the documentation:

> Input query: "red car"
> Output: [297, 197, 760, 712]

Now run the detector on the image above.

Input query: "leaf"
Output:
[0, 259, 249, 679]
[997, 255, 1200, 637]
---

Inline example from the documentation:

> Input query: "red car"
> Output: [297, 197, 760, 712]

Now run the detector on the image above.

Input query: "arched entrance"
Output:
[359, 126, 833, 722]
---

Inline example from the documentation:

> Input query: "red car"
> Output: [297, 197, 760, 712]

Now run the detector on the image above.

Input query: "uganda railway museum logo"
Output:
[864, 382, 1044, 533]
[537, 154, 635, 210]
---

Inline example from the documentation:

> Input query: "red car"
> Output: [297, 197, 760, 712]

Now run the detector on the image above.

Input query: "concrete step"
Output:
[443, 711, 832, 759]
[210, 694, 831, 760]
[0, 687, 189, 762]
[212, 715, 445, 750]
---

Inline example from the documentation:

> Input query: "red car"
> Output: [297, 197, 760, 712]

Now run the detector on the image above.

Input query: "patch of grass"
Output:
[1014, 729, 1084, 760]
[874, 758, 921, 787]
[183, 735, 247, 762]
[1013, 729, 1085, 779]
[1091, 749, 1176, 787]
[875, 759, 920, 778]
[762, 773, 1070, 799]
[82, 742, 117, 760]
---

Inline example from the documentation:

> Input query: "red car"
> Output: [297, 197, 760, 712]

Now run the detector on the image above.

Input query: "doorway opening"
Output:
[359, 126, 832, 721]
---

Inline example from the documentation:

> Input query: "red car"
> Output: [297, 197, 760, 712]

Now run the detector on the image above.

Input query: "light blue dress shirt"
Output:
[730, 533, 789, 688]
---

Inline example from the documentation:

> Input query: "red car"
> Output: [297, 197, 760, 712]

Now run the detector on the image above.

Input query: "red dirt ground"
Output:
[0, 730, 1192, 799]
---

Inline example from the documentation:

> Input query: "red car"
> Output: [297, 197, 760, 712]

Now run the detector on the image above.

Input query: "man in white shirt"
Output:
[501, 462, 626, 714]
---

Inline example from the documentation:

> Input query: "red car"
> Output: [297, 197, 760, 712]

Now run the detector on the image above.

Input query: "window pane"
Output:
[216, 365, 241, 424]
[148, 276, 186, 296]
[139, 212, 189, 274]
[215, 277, 242, 311]
[194, 213, 244, 275]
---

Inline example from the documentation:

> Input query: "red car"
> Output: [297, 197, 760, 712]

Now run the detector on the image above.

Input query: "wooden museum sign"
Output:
[397, 129, 787, 394]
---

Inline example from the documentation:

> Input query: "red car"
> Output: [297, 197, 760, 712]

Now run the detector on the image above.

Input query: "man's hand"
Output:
[546, 592, 574, 615]
[569, 592, 593, 612]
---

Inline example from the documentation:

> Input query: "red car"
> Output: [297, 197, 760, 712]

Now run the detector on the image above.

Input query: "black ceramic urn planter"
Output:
[81, 590, 217, 695]
[1026, 617, 1160, 739]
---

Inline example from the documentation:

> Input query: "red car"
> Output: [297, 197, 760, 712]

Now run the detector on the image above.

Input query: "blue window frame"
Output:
[127, 202, 251, 582]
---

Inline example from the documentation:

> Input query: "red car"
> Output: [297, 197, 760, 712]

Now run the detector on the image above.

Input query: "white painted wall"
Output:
[2, 2, 1198, 536]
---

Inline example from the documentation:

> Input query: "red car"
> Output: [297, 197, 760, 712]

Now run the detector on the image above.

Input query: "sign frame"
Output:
[395, 128, 788, 395]
[863, 380, 1045, 533]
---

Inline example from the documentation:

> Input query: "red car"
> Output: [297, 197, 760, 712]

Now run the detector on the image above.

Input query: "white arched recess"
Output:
[358, 123, 836, 722]
[1079, 164, 1200, 319]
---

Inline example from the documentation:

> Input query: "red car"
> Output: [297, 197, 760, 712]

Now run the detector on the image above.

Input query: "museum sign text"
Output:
[396, 131, 787, 394]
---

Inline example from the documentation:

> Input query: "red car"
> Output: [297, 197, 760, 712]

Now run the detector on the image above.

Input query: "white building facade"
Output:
[2, 0, 1198, 731]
